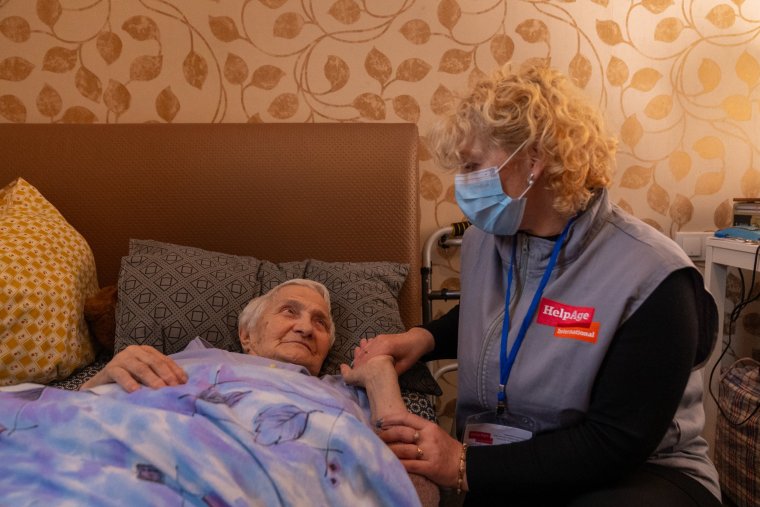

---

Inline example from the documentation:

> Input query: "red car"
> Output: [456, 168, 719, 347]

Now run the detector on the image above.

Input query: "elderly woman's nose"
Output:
[293, 315, 313, 335]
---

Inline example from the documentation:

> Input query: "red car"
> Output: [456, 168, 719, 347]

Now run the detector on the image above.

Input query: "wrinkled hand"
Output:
[361, 328, 434, 375]
[378, 411, 465, 490]
[81, 345, 187, 393]
[340, 339, 396, 388]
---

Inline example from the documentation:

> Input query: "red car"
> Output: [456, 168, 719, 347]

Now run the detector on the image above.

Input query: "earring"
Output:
[527, 173, 535, 185]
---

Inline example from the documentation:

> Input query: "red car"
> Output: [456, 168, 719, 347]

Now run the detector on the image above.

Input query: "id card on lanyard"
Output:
[463, 217, 576, 447]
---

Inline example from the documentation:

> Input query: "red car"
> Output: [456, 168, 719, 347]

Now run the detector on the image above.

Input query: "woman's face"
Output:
[243, 285, 332, 376]
[458, 136, 531, 199]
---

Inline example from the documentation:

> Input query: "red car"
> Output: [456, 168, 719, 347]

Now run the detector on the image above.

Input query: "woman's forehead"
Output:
[458, 136, 506, 159]
[273, 285, 328, 311]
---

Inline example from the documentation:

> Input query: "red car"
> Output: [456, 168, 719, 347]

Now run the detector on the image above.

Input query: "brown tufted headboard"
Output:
[0, 123, 421, 327]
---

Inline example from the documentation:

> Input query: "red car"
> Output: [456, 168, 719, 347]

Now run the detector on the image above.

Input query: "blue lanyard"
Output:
[498, 217, 576, 412]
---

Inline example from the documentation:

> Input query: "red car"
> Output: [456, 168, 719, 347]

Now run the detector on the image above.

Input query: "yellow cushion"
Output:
[0, 178, 98, 385]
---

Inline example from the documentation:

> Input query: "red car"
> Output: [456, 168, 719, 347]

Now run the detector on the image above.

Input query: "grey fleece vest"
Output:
[457, 189, 720, 499]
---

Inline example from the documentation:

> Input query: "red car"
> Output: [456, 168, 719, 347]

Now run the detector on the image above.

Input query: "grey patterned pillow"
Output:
[114, 240, 440, 396]
[115, 240, 297, 354]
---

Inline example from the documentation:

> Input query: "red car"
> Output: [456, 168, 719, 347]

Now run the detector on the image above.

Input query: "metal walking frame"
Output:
[421, 221, 470, 399]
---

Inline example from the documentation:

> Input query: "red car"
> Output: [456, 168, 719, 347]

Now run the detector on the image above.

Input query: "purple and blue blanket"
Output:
[0, 341, 420, 506]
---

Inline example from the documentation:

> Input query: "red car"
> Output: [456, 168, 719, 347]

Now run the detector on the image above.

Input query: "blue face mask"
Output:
[455, 140, 532, 235]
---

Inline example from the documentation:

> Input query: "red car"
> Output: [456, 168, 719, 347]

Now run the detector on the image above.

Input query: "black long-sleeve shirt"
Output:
[421, 268, 701, 501]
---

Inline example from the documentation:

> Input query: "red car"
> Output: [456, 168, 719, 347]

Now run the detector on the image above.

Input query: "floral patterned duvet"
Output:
[0, 340, 420, 506]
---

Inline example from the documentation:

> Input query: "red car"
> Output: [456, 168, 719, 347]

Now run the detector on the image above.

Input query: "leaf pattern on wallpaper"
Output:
[620, 115, 643, 149]
[722, 95, 751, 121]
[0, 56, 34, 81]
[36, 83, 62, 118]
[569, 53, 591, 88]
[104, 79, 131, 116]
[647, 182, 669, 215]
[259, 0, 288, 8]
[329, 0, 361, 25]
[669, 194, 693, 226]
[420, 171, 442, 201]
[156, 86, 180, 123]
[741, 169, 760, 196]
[365, 48, 392, 86]
[156, 86, 180, 122]
[736, 51, 760, 86]
[695, 171, 724, 196]
[596, 19, 624, 45]
[0, 16, 30, 42]
[467, 67, 487, 90]
[693, 136, 725, 160]
[490, 34, 514, 66]
[642, 0, 674, 14]
[644, 94, 672, 120]
[443, 184, 456, 204]
[438, 49, 471, 74]
[631, 68, 662, 91]
[617, 198, 634, 215]
[606, 56, 629, 86]
[268, 92, 298, 119]
[392, 95, 420, 122]
[60, 106, 97, 123]
[400, 19, 430, 45]
[396, 58, 430, 82]
[97, 31, 123, 65]
[251, 65, 285, 90]
[715, 200, 732, 229]
[654, 17, 683, 43]
[130, 55, 163, 81]
[418, 137, 432, 161]
[122, 15, 160, 41]
[273, 12, 304, 39]
[42, 47, 76, 73]
[437, 0, 461, 31]
[441, 277, 460, 291]
[669, 151, 692, 182]
[184, 51, 208, 90]
[430, 84, 455, 115]
[209, 16, 240, 42]
[324, 55, 349, 92]
[516, 19, 549, 44]
[352, 92, 385, 120]
[0, 94, 26, 123]
[75, 66, 102, 102]
[698, 58, 721, 93]
[620, 165, 653, 189]
[3, 0, 760, 236]
[706, 5, 735, 29]
[36, 0, 62, 29]
[224, 54, 249, 85]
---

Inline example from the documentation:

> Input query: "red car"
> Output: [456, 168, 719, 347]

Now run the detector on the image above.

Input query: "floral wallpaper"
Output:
[1, 1, 759, 326]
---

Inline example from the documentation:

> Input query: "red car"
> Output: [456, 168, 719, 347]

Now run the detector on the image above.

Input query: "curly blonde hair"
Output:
[428, 64, 617, 214]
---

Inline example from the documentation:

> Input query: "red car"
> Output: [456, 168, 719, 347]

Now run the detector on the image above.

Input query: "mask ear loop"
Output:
[496, 139, 529, 173]
[516, 172, 535, 200]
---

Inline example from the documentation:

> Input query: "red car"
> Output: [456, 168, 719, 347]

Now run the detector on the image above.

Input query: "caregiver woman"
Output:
[366, 64, 721, 506]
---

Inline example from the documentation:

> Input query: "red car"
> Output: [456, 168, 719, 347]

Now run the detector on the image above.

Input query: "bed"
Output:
[0, 123, 440, 505]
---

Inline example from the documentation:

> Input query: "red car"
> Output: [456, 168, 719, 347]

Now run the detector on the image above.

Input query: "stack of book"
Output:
[733, 198, 760, 227]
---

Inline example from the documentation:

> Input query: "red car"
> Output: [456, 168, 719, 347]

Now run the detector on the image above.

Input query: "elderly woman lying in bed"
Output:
[0, 279, 435, 506]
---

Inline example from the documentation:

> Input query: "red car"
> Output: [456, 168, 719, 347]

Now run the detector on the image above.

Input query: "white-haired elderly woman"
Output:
[83, 280, 401, 414]
[360, 64, 721, 506]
